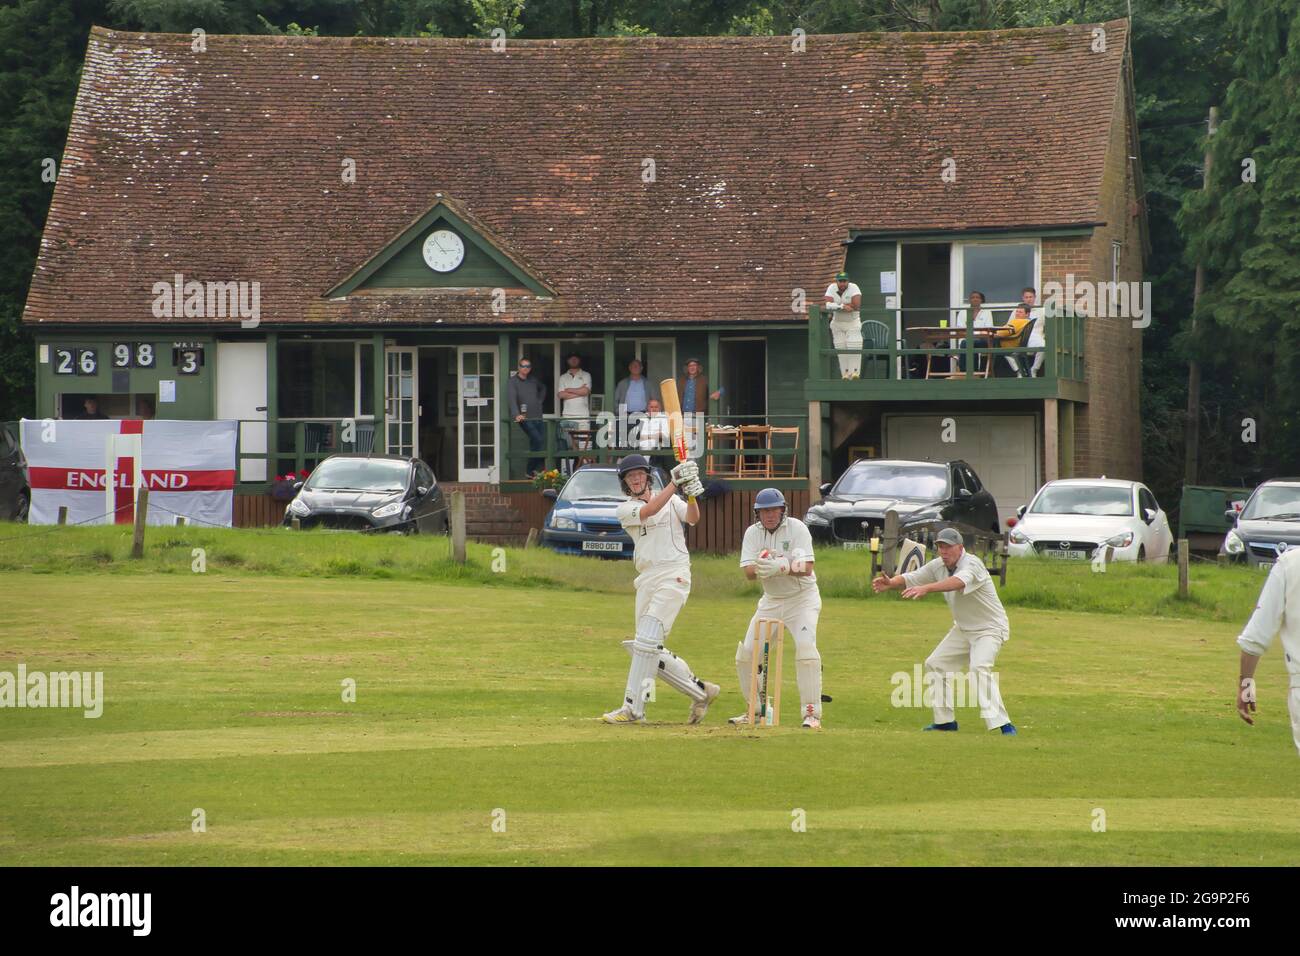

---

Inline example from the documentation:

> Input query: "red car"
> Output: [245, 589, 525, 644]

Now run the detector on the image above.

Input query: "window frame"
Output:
[277, 339, 376, 422]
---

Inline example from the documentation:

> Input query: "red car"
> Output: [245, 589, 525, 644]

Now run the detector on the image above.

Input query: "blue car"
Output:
[540, 463, 670, 558]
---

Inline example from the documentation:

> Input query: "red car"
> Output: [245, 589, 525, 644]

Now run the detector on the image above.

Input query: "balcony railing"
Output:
[807, 304, 1085, 394]
[502, 414, 808, 483]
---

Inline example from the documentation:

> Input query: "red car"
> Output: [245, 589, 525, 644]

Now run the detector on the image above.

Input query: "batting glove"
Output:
[681, 477, 705, 498]
[671, 460, 700, 485]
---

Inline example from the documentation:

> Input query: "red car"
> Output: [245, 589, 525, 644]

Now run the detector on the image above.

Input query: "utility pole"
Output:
[1185, 105, 1217, 485]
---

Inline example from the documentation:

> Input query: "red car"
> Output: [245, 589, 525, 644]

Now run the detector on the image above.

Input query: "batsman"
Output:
[601, 383, 720, 724]
[732, 488, 825, 728]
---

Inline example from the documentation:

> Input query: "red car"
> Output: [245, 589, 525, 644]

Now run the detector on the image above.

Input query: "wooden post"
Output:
[131, 487, 149, 559]
[1043, 398, 1059, 483]
[807, 401, 822, 495]
[525, 527, 538, 549]
[999, 533, 1009, 586]
[1178, 539, 1190, 599]
[882, 509, 900, 576]
[175, 516, 186, 527]
[1185, 107, 1217, 486]
[291, 517, 301, 531]
[450, 490, 467, 564]
[57, 506, 67, 525]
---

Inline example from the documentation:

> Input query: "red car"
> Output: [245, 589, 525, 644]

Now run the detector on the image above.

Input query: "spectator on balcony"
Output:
[557, 351, 592, 451]
[508, 357, 547, 476]
[677, 359, 720, 460]
[1020, 286, 1046, 377]
[951, 290, 993, 374]
[823, 271, 863, 380]
[638, 398, 673, 466]
[615, 358, 661, 417]
[993, 304, 1034, 377]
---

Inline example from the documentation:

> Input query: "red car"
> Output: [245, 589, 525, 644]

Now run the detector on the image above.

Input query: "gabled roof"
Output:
[26, 21, 1133, 327]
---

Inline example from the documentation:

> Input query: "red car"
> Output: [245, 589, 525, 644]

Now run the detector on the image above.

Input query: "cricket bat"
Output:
[658, 377, 695, 503]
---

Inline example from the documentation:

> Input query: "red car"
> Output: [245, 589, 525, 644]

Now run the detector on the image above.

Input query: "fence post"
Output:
[1177, 539, 1190, 599]
[450, 490, 467, 564]
[882, 509, 900, 576]
[57, 506, 67, 526]
[131, 487, 149, 559]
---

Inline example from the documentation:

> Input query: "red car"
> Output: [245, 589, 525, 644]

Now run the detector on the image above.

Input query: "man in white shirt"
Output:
[1020, 287, 1046, 377]
[823, 271, 863, 380]
[556, 351, 592, 458]
[1235, 548, 1300, 756]
[732, 488, 825, 728]
[602, 454, 718, 724]
[951, 290, 994, 375]
[637, 398, 671, 453]
[873, 527, 1017, 735]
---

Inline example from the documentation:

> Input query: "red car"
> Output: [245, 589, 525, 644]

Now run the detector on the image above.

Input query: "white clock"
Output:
[422, 229, 465, 273]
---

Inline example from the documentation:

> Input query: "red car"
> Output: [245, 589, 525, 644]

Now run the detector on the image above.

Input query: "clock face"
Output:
[422, 229, 465, 273]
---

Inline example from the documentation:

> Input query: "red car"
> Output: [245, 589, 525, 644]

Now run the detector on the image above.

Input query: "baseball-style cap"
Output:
[935, 528, 963, 546]
[836, 272, 849, 281]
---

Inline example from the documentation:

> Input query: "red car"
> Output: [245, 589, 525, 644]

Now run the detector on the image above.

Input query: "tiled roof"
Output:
[26, 21, 1130, 327]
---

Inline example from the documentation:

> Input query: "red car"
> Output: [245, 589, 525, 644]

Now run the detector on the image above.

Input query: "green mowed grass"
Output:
[0, 528, 1296, 865]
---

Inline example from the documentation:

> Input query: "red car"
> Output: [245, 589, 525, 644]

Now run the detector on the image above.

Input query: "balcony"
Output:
[805, 305, 1087, 403]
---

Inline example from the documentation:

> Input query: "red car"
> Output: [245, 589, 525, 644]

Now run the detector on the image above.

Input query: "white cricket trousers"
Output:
[1290, 687, 1300, 756]
[925, 626, 1010, 729]
[634, 565, 691, 635]
[829, 317, 863, 378]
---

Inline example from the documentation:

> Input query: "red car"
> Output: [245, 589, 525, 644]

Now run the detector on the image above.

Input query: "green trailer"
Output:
[1179, 484, 1253, 553]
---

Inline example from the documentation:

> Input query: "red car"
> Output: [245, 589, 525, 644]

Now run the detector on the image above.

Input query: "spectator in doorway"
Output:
[75, 397, 108, 420]
[508, 357, 547, 475]
[677, 359, 721, 460]
[557, 352, 592, 455]
[951, 290, 993, 375]
[614, 358, 661, 417]
[823, 271, 864, 379]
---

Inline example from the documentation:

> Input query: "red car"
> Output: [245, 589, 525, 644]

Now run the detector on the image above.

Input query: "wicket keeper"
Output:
[732, 488, 824, 728]
[873, 527, 1017, 735]
[601, 454, 720, 724]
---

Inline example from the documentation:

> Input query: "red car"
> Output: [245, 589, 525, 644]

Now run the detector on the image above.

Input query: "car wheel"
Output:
[14, 490, 29, 522]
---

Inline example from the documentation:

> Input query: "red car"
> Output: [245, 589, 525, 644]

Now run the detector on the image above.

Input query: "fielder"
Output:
[731, 488, 824, 728]
[1235, 548, 1300, 756]
[602, 454, 720, 724]
[823, 271, 863, 380]
[872, 527, 1017, 735]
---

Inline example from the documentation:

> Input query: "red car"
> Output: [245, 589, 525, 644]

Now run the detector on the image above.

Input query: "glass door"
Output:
[385, 348, 418, 458]
[457, 347, 497, 482]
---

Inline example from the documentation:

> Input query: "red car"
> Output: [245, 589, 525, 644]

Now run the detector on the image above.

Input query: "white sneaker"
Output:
[688, 682, 720, 725]
[602, 704, 644, 724]
[802, 704, 822, 729]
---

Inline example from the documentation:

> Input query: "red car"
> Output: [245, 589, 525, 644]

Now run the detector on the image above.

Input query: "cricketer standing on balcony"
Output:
[731, 488, 824, 728]
[1235, 548, 1300, 756]
[872, 527, 1017, 735]
[823, 271, 863, 380]
[601, 454, 720, 725]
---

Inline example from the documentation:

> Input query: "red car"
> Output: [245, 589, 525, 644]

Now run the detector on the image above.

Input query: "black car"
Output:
[805, 458, 1000, 546]
[283, 454, 448, 533]
[0, 425, 29, 522]
[1221, 479, 1300, 568]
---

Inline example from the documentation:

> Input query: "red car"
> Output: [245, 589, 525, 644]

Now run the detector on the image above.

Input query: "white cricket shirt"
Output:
[1237, 549, 1300, 688]
[740, 517, 819, 599]
[618, 494, 692, 573]
[824, 282, 862, 322]
[903, 550, 1009, 636]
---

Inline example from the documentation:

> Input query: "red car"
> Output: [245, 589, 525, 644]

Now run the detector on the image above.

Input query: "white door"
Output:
[457, 347, 498, 483]
[385, 348, 418, 459]
[883, 414, 1038, 527]
[216, 342, 267, 482]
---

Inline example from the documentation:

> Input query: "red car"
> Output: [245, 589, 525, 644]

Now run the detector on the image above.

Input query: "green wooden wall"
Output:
[843, 241, 896, 321]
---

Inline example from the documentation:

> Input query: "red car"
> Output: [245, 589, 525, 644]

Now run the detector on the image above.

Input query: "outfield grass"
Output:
[0, 528, 1296, 865]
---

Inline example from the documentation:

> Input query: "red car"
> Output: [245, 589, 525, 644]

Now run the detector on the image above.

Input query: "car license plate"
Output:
[1042, 549, 1087, 560]
[841, 541, 868, 551]
[583, 540, 622, 552]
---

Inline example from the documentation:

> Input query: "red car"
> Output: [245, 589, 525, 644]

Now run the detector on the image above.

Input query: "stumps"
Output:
[450, 490, 467, 564]
[747, 618, 786, 727]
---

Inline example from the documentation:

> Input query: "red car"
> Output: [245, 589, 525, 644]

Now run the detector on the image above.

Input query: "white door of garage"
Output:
[215, 342, 268, 483]
[883, 413, 1038, 527]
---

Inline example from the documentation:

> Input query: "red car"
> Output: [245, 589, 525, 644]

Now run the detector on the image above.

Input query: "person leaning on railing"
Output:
[508, 357, 547, 477]
[823, 271, 863, 380]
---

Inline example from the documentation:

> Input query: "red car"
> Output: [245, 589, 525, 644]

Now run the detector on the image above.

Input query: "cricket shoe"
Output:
[688, 682, 721, 725]
[601, 705, 645, 725]
[727, 712, 750, 725]
[997, 722, 1018, 736]
[802, 705, 821, 729]
[923, 721, 959, 731]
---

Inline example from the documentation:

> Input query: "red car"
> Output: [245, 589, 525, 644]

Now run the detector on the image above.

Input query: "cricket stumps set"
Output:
[747, 618, 785, 726]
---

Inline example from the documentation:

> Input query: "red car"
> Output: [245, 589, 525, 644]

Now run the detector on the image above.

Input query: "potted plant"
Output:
[532, 468, 565, 493]
[272, 468, 309, 501]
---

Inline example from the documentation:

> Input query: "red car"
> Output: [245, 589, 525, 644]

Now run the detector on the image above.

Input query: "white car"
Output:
[1008, 478, 1174, 563]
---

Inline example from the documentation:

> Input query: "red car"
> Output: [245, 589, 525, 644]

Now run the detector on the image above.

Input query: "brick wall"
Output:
[1040, 74, 1145, 481]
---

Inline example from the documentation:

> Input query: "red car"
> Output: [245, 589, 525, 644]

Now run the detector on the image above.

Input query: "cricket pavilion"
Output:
[22, 21, 1146, 551]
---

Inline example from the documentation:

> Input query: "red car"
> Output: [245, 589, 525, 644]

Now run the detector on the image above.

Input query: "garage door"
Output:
[883, 414, 1039, 527]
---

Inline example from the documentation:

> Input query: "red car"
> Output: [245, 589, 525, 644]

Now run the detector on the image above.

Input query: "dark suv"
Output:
[805, 458, 1000, 546]
[0, 425, 29, 522]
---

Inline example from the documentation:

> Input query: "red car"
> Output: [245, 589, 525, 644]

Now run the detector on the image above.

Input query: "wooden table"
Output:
[910, 327, 1000, 379]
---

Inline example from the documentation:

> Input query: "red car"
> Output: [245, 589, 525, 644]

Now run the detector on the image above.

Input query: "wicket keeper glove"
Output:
[671, 460, 700, 485]
[754, 556, 789, 578]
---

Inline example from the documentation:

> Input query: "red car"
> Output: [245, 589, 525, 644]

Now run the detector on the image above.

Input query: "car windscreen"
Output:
[1030, 485, 1133, 516]
[305, 459, 409, 493]
[559, 470, 662, 502]
[833, 463, 948, 499]
[1242, 485, 1300, 520]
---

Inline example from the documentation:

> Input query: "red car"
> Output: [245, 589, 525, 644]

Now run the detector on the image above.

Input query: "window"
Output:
[1112, 241, 1122, 283]
[955, 241, 1038, 314]
[1138, 487, 1157, 517]
[278, 341, 374, 419]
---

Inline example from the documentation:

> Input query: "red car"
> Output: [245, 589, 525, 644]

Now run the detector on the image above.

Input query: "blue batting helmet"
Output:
[753, 488, 786, 511]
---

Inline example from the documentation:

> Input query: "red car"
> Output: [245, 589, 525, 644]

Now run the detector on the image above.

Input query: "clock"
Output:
[422, 229, 465, 273]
